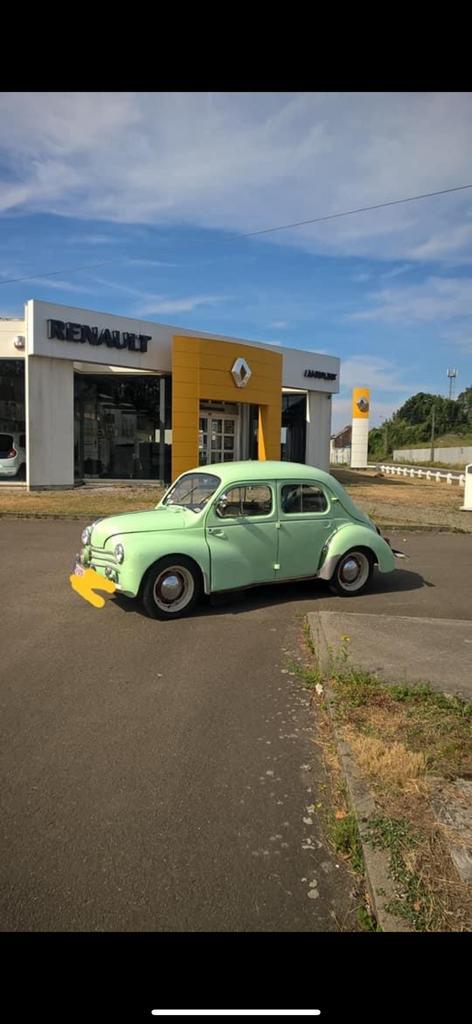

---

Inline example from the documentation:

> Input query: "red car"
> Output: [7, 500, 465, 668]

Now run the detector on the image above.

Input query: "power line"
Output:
[240, 183, 472, 238]
[0, 258, 123, 287]
[0, 182, 471, 288]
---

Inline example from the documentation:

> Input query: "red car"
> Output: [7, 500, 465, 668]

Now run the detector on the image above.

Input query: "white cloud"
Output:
[135, 294, 228, 316]
[381, 263, 412, 279]
[0, 272, 96, 294]
[408, 223, 472, 260]
[87, 274, 228, 316]
[269, 320, 289, 328]
[339, 355, 412, 393]
[349, 276, 472, 323]
[126, 258, 181, 267]
[0, 93, 471, 260]
[67, 233, 118, 245]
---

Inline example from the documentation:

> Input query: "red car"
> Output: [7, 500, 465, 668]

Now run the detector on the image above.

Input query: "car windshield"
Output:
[162, 472, 221, 511]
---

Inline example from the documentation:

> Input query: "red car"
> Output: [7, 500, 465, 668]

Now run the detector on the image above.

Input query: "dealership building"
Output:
[0, 300, 340, 489]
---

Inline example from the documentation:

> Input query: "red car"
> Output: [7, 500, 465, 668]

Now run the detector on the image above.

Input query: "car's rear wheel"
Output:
[141, 555, 202, 620]
[329, 549, 373, 597]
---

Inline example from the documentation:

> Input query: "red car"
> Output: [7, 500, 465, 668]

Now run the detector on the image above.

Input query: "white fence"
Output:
[371, 463, 465, 488]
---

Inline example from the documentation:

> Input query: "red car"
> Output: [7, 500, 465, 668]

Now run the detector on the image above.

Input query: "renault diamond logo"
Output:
[357, 397, 369, 413]
[231, 357, 252, 388]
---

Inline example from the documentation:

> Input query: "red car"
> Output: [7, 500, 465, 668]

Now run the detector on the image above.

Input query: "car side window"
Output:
[217, 485, 273, 518]
[281, 484, 328, 514]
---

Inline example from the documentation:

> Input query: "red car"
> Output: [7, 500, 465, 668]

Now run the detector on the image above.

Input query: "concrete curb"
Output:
[373, 522, 471, 534]
[308, 612, 412, 933]
[0, 512, 86, 520]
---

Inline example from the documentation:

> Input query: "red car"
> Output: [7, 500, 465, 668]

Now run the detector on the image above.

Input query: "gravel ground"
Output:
[0, 468, 470, 531]
[335, 470, 472, 533]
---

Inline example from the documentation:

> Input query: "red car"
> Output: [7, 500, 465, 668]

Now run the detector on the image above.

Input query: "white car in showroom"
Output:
[0, 431, 26, 479]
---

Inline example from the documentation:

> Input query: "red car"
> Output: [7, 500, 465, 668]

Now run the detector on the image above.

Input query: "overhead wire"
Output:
[0, 183, 471, 287]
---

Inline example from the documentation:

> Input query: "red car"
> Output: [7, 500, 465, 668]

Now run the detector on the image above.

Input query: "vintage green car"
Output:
[74, 460, 400, 619]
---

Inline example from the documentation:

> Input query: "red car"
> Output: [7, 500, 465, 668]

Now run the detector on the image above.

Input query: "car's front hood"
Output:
[90, 506, 194, 547]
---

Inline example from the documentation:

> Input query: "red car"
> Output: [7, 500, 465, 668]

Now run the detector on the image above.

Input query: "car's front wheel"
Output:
[141, 556, 202, 620]
[329, 549, 373, 597]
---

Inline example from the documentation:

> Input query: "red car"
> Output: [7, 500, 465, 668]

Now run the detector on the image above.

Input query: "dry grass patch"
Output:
[0, 485, 166, 517]
[298, 626, 472, 931]
[331, 467, 472, 532]
[343, 729, 427, 793]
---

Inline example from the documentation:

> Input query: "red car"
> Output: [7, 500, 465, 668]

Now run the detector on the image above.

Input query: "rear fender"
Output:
[318, 524, 396, 580]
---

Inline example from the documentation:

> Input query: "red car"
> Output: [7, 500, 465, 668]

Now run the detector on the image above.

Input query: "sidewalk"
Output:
[311, 610, 472, 700]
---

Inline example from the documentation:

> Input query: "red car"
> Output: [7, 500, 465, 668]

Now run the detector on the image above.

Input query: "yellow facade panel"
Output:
[171, 335, 283, 480]
[352, 387, 370, 419]
[171, 381, 199, 400]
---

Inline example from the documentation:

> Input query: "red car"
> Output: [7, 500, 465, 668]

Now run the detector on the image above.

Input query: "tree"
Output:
[368, 387, 472, 459]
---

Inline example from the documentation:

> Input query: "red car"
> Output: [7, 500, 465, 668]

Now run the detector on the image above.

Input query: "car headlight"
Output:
[81, 525, 92, 545]
[114, 543, 125, 563]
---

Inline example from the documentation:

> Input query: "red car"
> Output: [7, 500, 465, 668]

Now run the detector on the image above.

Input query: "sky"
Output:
[0, 91, 471, 430]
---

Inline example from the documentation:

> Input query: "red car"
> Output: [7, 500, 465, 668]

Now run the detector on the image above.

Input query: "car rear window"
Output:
[0, 434, 13, 457]
[281, 483, 328, 514]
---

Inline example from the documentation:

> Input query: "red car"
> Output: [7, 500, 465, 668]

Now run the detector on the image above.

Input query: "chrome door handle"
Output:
[208, 528, 226, 538]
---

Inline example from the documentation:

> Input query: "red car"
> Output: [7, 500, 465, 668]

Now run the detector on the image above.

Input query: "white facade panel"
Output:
[305, 392, 332, 472]
[26, 356, 74, 488]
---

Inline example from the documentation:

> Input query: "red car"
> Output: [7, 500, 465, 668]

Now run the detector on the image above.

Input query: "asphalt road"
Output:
[1, 523, 470, 932]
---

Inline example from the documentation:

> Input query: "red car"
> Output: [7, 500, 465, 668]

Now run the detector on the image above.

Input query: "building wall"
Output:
[393, 446, 472, 466]
[172, 336, 283, 480]
[1, 302, 340, 487]
[330, 445, 351, 465]
[0, 319, 26, 359]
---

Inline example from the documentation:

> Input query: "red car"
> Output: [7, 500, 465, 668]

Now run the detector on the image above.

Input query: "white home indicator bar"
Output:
[151, 1012, 321, 1017]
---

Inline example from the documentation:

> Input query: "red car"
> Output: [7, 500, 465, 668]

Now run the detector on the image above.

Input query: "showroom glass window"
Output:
[281, 393, 306, 463]
[0, 360, 26, 481]
[74, 373, 172, 482]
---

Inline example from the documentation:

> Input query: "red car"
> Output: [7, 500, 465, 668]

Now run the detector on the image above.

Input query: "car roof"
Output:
[189, 460, 341, 490]
[175, 461, 371, 524]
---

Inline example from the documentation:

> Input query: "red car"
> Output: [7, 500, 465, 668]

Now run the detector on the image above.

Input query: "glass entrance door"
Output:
[199, 412, 239, 465]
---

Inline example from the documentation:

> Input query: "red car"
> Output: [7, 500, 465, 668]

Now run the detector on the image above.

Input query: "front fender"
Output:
[98, 530, 211, 597]
[318, 524, 396, 580]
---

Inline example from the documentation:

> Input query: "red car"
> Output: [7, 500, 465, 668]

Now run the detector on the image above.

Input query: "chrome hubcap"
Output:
[159, 573, 184, 601]
[341, 557, 361, 583]
[153, 566, 195, 612]
[338, 552, 370, 592]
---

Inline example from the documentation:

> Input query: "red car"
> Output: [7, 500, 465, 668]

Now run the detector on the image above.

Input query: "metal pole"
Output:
[430, 404, 435, 463]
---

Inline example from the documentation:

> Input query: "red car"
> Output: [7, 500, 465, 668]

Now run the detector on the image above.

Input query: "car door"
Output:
[276, 480, 333, 580]
[205, 481, 278, 591]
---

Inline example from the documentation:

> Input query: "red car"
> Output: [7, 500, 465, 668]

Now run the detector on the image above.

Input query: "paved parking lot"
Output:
[1, 522, 471, 931]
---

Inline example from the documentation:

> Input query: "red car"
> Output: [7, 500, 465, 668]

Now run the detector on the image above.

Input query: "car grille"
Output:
[89, 545, 117, 569]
